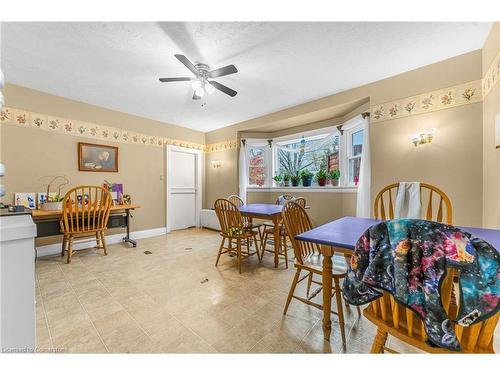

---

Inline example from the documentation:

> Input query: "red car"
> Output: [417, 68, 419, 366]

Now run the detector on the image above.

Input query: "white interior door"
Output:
[166, 145, 202, 232]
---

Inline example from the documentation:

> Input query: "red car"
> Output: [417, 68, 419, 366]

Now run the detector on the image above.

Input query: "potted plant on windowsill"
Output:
[328, 169, 340, 186]
[291, 172, 301, 187]
[283, 173, 291, 187]
[273, 173, 283, 187]
[316, 169, 328, 187]
[301, 169, 314, 187]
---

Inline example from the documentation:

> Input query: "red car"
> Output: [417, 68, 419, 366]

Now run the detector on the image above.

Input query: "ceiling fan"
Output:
[159, 54, 238, 100]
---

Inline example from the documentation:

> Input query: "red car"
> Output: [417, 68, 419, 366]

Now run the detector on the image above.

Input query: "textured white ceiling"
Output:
[0, 22, 492, 132]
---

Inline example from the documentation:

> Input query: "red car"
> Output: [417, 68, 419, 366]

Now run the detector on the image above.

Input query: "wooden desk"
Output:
[296, 216, 500, 342]
[31, 204, 140, 247]
[239, 204, 283, 268]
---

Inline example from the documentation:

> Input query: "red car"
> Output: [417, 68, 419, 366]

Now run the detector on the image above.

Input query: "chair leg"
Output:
[334, 276, 346, 347]
[282, 235, 288, 269]
[283, 268, 301, 315]
[95, 232, 102, 249]
[100, 231, 108, 256]
[237, 238, 242, 274]
[260, 231, 268, 261]
[215, 237, 225, 266]
[61, 234, 67, 257]
[370, 328, 388, 353]
[306, 272, 313, 298]
[66, 235, 74, 264]
[252, 233, 260, 261]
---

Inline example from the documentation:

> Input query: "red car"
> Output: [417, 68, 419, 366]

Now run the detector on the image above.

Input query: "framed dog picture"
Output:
[78, 142, 119, 172]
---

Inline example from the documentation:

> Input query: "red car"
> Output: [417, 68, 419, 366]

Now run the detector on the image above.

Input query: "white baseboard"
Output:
[36, 227, 167, 258]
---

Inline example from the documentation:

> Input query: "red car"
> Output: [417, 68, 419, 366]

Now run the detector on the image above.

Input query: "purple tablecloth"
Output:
[296, 216, 500, 251]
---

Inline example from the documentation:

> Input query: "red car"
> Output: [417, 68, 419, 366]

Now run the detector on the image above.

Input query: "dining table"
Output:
[295, 216, 500, 342]
[239, 204, 284, 268]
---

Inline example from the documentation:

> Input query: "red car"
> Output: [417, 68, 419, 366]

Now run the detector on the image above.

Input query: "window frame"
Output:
[344, 127, 364, 187]
[245, 118, 364, 189]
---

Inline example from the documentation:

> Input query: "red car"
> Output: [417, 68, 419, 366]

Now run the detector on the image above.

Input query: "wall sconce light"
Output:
[409, 129, 435, 147]
[211, 160, 222, 169]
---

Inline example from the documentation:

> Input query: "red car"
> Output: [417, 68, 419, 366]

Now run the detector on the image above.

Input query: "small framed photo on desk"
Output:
[78, 142, 119, 172]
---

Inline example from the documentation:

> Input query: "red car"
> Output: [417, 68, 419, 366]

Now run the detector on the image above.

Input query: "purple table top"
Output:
[296, 216, 500, 251]
[239, 203, 283, 217]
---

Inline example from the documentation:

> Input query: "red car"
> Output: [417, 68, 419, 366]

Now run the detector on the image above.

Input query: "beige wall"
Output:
[247, 191, 355, 226]
[0, 84, 205, 243]
[205, 50, 484, 227]
[482, 23, 500, 229]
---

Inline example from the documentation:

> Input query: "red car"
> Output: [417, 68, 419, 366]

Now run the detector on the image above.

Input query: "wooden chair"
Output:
[367, 182, 498, 353]
[214, 198, 260, 273]
[281, 201, 353, 346]
[60, 186, 112, 264]
[374, 182, 452, 224]
[364, 274, 500, 353]
[260, 196, 304, 268]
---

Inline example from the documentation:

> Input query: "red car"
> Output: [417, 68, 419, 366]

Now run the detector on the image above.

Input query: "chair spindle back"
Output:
[282, 201, 319, 264]
[374, 182, 452, 224]
[214, 198, 244, 236]
[61, 185, 112, 234]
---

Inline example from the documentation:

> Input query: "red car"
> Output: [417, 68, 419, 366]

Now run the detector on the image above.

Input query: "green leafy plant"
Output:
[283, 173, 291, 182]
[328, 169, 340, 186]
[290, 173, 301, 187]
[300, 169, 313, 187]
[272, 173, 283, 183]
[316, 169, 328, 186]
[300, 169, 313, 178]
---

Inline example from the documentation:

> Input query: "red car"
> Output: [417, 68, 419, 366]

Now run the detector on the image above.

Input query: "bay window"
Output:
[245, 117, 364, 189]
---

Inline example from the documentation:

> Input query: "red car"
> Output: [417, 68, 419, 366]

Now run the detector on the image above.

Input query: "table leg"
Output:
[322, 249, 333, 341]
[273, 215, 280, 268]
[123, 209, 137, 247]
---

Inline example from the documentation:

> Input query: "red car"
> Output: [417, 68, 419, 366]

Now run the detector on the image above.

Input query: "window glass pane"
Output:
[276, 135, 339, 183]
[249, 167, 265, 186]
[248, 147, 266, 186]
[248, 148, 265, 166]
[351, 130, 363, 156]
[349, 156, 361, 185]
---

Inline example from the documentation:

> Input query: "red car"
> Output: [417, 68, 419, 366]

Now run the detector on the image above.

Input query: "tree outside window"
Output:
[276, 135, 339, 182]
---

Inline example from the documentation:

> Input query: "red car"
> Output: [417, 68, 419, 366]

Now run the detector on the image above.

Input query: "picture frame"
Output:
[78, 142, 119, 172]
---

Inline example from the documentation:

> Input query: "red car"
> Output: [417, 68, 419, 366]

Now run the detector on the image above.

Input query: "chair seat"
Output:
[298, 254, 348, 275]
[264, 225, 286, 236]
[243, 222, 262, 230]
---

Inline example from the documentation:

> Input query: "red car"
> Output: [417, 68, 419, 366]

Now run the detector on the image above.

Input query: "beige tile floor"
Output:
[35, 228, 499, 354]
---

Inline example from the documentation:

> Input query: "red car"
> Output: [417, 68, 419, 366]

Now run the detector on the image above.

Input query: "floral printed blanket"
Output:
[342, 219, 500, 351]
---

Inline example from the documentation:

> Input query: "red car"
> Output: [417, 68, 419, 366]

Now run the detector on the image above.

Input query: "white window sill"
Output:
[247, 186, 358, 193]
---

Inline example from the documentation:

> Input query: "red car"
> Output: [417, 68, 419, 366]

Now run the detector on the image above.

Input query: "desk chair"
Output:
[60, 186, 112, 263]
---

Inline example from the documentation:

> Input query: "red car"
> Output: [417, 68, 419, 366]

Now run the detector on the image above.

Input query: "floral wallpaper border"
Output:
[205, 140, 239, 153]
[483, 49, 500, 99]
[370, 79, 483, 123]
[0, 106, 209, 151]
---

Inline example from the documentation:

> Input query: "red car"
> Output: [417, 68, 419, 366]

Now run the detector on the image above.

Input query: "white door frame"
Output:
[166, 145, 203, 233]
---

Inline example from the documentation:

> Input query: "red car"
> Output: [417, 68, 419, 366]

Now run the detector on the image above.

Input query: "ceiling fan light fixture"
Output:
[191, 80, 202, 91]
[194, 88, 205, 98]
[205, 83, 215, 95]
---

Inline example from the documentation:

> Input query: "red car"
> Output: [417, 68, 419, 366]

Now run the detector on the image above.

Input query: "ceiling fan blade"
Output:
[209, 81, 237, 97]
[192, 92, 202, 100]
[159, 77, 193, 82]
[209, 65, 238, 78]
[175, 54, 199, 76]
